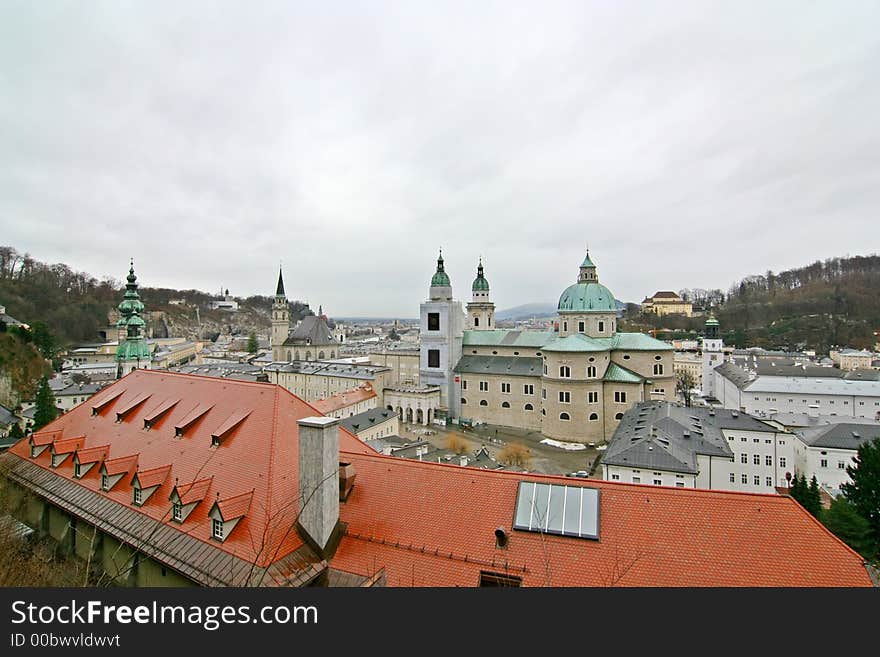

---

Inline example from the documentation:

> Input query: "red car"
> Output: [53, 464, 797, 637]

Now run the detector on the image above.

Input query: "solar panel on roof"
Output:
[513, 481, 599, 539]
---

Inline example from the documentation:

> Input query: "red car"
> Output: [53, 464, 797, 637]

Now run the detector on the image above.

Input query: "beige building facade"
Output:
[641, 291, 693, 317]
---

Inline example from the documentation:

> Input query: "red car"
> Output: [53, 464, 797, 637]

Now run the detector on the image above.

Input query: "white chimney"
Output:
[297, 416, 340, 554]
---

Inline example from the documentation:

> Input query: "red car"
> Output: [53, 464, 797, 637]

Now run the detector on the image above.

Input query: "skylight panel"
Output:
[513, 481, 599, 540]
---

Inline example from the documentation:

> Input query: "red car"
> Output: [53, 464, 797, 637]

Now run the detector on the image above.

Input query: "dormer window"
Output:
[101, 474, 109, 491]
[133, 487, 143, 505]
[172, 502, 182, 522]
[212, 519, 224, 540]
[74, 462, 81, 478]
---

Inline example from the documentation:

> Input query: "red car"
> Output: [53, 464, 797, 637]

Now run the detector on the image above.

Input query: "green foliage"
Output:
[806, 475, 822, 518]
[821, 497, 876, 560]
[0, 332, 51, 406]
[789, 473, 822, 517]
[247, 331, 259, 354]
[33, 376, 57, 431]
[840, 438, 880, 548]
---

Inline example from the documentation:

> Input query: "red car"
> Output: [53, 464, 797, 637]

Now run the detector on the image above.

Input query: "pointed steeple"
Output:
[275, 267, 286, 297]
[115, 260, 151, 376]
[431, 249, 451, 287]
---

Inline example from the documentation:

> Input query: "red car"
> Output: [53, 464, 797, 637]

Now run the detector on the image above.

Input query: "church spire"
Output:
[115, 260, 152, 378]
[430, 248, 451, 287]
[578, 248, 598, 283]
[275, 266, 286, 298]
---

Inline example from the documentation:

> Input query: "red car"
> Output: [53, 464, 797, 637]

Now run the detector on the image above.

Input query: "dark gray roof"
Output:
[339, 407, 397, 434]
[600, 402, 779, 473]
[713, 362, 755, 389]
[0, 404, 16, 427]
[799, 423, 880, 450]
[55, 383, 105, 397]
[453, 355, 542, 377]
[283, 316, 338, 347]
[755, 362, 845, 378]
[844, 369, 880, 382]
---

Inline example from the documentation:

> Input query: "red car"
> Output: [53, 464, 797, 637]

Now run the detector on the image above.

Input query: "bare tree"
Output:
[675, 370, 697, 407]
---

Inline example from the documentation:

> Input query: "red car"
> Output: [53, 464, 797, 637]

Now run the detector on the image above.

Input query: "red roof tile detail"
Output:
[143, 398, 180, 427]
[90, 388, 125, 415]
[174, 402, 214, 436]
[74, 445, 110, 465]
[51, 436, 85, 455]
[313, 384, 376, 414]
[8, 370, 372, 568]
[330, 453, 873, 587]
[173, 477, 213, 505]
[30, 430, 63, 447]
[102, 454, 139, 476]
[134, 464, 172, 489]
[211, 409, 251, 444]
[214, 490, 254, 521]
[115, 391, 153, 421]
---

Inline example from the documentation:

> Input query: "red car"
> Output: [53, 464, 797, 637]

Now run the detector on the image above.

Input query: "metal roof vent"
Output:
[682, 431, 690, 439]
[495, 526, 509, 549]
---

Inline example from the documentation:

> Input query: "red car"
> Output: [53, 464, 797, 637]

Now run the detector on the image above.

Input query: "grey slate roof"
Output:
[263, 361, 390, 380]
[713, 362, 754, 389]
[339, 407, 397, 434]
[283, 316, 338, 347]
[600, 402, 778, 474]
[798, 423, 880, 451]
[453, 355, 542, 377]
[0, 404, 16, 428]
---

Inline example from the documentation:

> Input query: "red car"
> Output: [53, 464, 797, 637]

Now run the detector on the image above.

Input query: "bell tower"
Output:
[271, 267, 290, 361]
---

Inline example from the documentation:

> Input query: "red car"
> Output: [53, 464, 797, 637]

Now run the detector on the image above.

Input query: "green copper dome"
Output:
[705, 315, 719, 326]
[558, 282, 617, 313]
[431, 250, 451, 287]
[472, 259, 489, 292]
[116, 339, 152, 361]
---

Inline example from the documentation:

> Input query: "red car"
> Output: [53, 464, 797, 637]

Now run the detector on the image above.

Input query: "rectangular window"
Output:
[632, 476, 640, 483]
[461, 380, 467, 390]
[559, 391, 571, 403]
[74, 463, 81, 478]
[479, 381, 489, 392]
[479, 571, 523, 587]
[563, 321, 568, 332]
[501, 382, 511, 394]
[614, 391, 626, 403]
[578, 321, 585, 333]
[765, 456, 772, 466]
[838, 461, 846, 469]
[133, 487, 143, 505]
[588, 391, 598, 403]
[101, 474, 109, 491]
[741, 474, 747, 484]
[741, 454, 748, 464]
[754, 476, 760, 485]
[212, 519, 224, 540]
[172, 503, 182, 522]
[428, 349, 440, 368]
[542, 388, 546, 400]
[753, 454, 760, 465]
[523, 384, 534, 395]
[820, 459, 828, 468]
[766, 477, 772, 487]
[779, 457, 786, 468]
[653, 479, 662, 486]
[729, 473, 735, 483]
[598, 321, 605, 333]
[675, 482, 684, 488]
[427, 313, 440, 331]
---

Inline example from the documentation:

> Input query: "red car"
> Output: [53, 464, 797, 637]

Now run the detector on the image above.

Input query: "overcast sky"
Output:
[2, 1, 879, 317]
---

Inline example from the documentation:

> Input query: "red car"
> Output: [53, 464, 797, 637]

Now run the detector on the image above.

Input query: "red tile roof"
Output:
[91, 389, 125, 415]
[9, 370, 371, 568]
[7, 370, 872, 587]
[115, 391, 152, 420]
[173, 477, 213, 505]
[101, 454, 138, 476]
[143, 398, 180, 427]
[330, 453, 873, 587]
[211, 409, 251, 444]
[50, 436, 85, 455]
[134, 464, 172, 490]
[74, 445, 110, 465]
[29, 429, 62, 447]
[214, 491, 254, 521]
[313, 384, 376, 414]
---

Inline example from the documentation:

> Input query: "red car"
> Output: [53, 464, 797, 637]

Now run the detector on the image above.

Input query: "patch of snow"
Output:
[540, 438, 587, 451]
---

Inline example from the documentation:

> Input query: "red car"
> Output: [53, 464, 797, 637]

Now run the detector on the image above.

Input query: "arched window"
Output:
[653, 364, 664, 375]
[559, 366, 571, 378]
[330, 351, 335, 358]
[461, 398, 467, 404]
[541, 409, 546, 416]
[598, 320, 605, 332]
[559, 412, 570, 421]
[479, 400, 488, 406]
[287, 350, 292, 361]
[318, 351, 325, 359]
[305, 351, 311, 360]
[474, 317, 480, 327]
[589, 413, 599, 421]
[524, 403, 534, 411]
[501, 401, 510, 408]
[615, 412, 624, 420]
[586, 366, 596, 378]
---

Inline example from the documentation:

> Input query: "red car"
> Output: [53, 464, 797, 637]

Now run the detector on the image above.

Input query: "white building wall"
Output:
[602, 464, 696, 488]
[740, 389, 880, 419]
[797, 441, 859, 493]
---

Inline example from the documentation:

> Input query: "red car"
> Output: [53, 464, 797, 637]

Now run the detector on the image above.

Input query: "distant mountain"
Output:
[497, 300, 627, 321]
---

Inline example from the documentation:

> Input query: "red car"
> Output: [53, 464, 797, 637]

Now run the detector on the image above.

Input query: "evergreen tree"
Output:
[822, 497, 875, 560]
[31, 321, 56, 360]
[790, 473, 805, 505]
[807, 475, 822, 518]
[7, 422, 23, 442]
[840, 437, 880, 549]
[32, 376, 57, 431]
[247, 331, 259, 354]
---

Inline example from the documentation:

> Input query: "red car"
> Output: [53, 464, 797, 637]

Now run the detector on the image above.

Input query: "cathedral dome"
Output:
[557, 282, 617, 313]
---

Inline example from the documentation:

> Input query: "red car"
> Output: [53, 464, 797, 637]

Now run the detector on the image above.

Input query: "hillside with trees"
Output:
[0, 245, 314, 349]
[623, 254, 880, 353]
